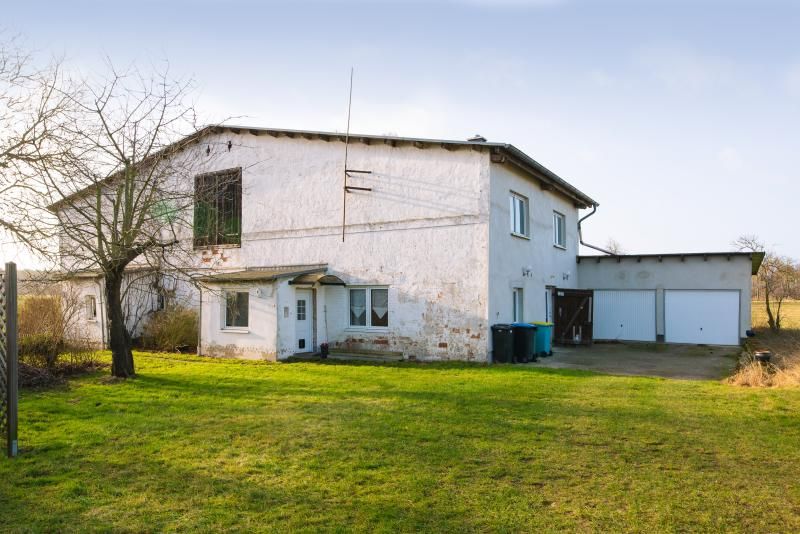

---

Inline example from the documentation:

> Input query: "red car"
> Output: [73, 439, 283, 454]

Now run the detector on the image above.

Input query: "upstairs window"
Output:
[194, 168, 242, 248]
[509, 192, 529, 237]
[349, 287, 389, 328]
[553, 211, 566, 248]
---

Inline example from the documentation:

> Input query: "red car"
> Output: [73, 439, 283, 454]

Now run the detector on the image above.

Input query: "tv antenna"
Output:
[341, 67, 372, 242]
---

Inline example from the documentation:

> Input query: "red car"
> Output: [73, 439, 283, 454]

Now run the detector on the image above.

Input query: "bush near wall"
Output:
[141, 306, 198, 353]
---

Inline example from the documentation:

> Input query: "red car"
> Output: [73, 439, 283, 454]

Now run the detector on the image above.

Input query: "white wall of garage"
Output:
[577, 254, 755, 343]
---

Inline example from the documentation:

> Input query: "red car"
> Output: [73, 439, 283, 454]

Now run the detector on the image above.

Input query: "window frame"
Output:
[221, 289, 250, 331]
[194, 167, 243, 249]
[85, 295, 97, 322]
[509, 192, 530, 239]
[553, 210, 566, 249]
[512, 288, 524, 323]
[348, 286, 390, 330]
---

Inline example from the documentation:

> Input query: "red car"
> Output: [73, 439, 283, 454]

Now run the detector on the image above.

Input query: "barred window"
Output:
[194, 168, 242, 247]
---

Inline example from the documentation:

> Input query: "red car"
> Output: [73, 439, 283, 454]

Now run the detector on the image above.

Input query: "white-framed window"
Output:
[553, 211, 566, 248]
[509, 192, 529, 238]
[85, 295, 97, 321]
[349, 287, 389, 328]
[223, 290, 249, 329]
[512, 288, 524, 322]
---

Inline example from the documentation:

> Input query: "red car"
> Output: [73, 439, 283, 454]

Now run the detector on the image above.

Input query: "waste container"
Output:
[511, 322, 537, 363]
[491, 324, 514, 363]
[531, 322, 553, 357]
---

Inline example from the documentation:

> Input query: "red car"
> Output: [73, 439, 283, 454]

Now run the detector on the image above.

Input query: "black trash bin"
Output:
[511, 323, 537, 363]
[491, 324, 514, 363]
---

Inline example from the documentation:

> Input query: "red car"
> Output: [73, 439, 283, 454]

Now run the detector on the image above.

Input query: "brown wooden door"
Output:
[553, 289, 594, 345]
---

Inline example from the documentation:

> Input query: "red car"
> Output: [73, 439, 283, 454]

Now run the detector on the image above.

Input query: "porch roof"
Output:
[196, 264, 327, 283]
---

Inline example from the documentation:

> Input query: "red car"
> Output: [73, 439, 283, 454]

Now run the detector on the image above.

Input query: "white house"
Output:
[63, 126, 762, 361]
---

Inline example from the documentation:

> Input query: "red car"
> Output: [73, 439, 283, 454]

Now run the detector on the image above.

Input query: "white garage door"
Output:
[593, 290, 656, 342]
[665, 290, 740, 345]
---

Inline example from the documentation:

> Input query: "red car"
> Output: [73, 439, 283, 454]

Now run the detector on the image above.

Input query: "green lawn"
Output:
[2, 353, 800, 532]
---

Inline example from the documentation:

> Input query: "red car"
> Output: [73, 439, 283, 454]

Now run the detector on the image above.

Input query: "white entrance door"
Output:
[295, 289, 313, 352]
[665, 290, 740, 345]
[593, 290, 656, 342]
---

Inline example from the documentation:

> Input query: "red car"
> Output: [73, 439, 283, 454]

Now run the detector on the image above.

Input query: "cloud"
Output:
[634, 45, 738, 93]
[717, 146, 743, 172]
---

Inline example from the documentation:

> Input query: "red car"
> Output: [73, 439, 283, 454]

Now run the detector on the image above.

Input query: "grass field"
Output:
[2, 353, 800, 532]
[752, 300, 800, 329]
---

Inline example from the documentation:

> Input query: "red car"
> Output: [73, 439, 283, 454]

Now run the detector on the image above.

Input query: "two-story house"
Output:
[64, 126, 762, 361]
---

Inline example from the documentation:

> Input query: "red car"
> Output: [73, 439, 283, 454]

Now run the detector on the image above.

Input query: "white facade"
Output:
[577, 254, 756, 344]
[61, 126, 760, 359]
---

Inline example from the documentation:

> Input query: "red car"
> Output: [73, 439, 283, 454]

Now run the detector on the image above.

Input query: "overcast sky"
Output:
[3, 0, 798, 267]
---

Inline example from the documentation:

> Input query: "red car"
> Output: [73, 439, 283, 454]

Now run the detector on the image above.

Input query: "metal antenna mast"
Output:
[341, 67, 372, 242]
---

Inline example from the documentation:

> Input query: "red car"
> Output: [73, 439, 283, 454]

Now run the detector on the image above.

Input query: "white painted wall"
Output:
[192, 133, 493, 361]
[577, 255, 754, 341]
[488, 162, 580, 335]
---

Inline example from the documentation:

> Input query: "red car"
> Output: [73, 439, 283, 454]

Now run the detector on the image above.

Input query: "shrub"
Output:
[141, 306, 198, 353]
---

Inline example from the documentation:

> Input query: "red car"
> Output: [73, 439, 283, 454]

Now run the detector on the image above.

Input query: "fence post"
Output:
[6, 262, 18, 458]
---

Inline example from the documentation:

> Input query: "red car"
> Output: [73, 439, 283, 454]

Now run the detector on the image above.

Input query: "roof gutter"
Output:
[577, 204, 615, 255]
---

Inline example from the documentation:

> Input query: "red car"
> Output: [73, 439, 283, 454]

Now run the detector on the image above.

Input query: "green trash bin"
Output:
[531, 322, 553, 357]
[491, 324, 514, 363]
[511, 322, 537, 363]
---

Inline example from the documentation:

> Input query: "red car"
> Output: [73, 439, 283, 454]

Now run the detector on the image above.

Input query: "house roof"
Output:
[196, 264, 328, 283]
[577, 252, 765, 275]
[48, 124, 598, 211]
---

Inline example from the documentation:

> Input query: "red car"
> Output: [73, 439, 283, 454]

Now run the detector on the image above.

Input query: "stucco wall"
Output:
[193, 133, 493, 361]
[577, 255, 754, 339]
[488, 162, 580, 332]
[199, 282, 279, 360]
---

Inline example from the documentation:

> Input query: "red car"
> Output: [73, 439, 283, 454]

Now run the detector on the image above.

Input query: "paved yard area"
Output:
[531, 342, 740, 380]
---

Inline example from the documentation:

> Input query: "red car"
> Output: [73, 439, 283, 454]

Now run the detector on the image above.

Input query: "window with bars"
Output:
[194, 168, 242, 248]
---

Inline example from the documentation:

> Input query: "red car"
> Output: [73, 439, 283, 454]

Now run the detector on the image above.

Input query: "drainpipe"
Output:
[577, 204, 615, 255]
[197, 285, 203, 356]
[95, 277, 107, 349]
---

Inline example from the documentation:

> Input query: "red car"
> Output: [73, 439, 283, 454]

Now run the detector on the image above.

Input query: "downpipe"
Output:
[577, 205, 615, 255]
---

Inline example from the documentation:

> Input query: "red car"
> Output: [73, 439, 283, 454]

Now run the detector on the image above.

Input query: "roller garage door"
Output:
[665, 290, 740, 345]
[593, 290, 656, 342]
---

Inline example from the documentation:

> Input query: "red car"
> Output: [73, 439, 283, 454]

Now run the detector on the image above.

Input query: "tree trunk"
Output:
[765, 286, 777, 332]
[105, 270, 135, 377]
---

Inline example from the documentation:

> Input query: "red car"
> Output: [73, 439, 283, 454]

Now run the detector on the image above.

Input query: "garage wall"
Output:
[577, 255, 754, 342]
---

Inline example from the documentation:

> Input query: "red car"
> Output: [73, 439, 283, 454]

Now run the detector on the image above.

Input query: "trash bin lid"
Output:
[491, 323, 513, 330]
[531, 321, 553, 326]
[511, 322, 536, 328]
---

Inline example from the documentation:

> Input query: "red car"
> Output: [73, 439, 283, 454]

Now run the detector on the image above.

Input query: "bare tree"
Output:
[605, 238, 625, 255]
[30, 63, 214, 377]
[0, 36, 72, 252]
[733, 235, 800, 332]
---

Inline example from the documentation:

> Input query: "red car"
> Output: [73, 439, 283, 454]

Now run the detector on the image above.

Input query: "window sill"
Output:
[553, 244, 567, 250]
[194, 243, 242, 251]
[220, 328, 249, 334]
[510, 232, 530, 240]
[345, 326, 389, 333]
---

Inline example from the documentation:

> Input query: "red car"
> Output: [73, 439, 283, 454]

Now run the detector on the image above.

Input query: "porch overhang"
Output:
[196, 264, 328, 284]
[288, 272, 346, 286]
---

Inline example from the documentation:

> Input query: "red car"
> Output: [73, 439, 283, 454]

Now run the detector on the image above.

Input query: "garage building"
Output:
[577, 252, 764, 345]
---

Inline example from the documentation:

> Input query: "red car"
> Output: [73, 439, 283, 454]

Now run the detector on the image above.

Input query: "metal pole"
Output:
[6, 262, 18, 458]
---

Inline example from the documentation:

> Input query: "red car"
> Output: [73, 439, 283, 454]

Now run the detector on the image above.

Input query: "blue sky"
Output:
[4, 0, 799, 266]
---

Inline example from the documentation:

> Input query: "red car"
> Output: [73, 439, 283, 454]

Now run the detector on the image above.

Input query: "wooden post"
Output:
[6, 262, 18, 458]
